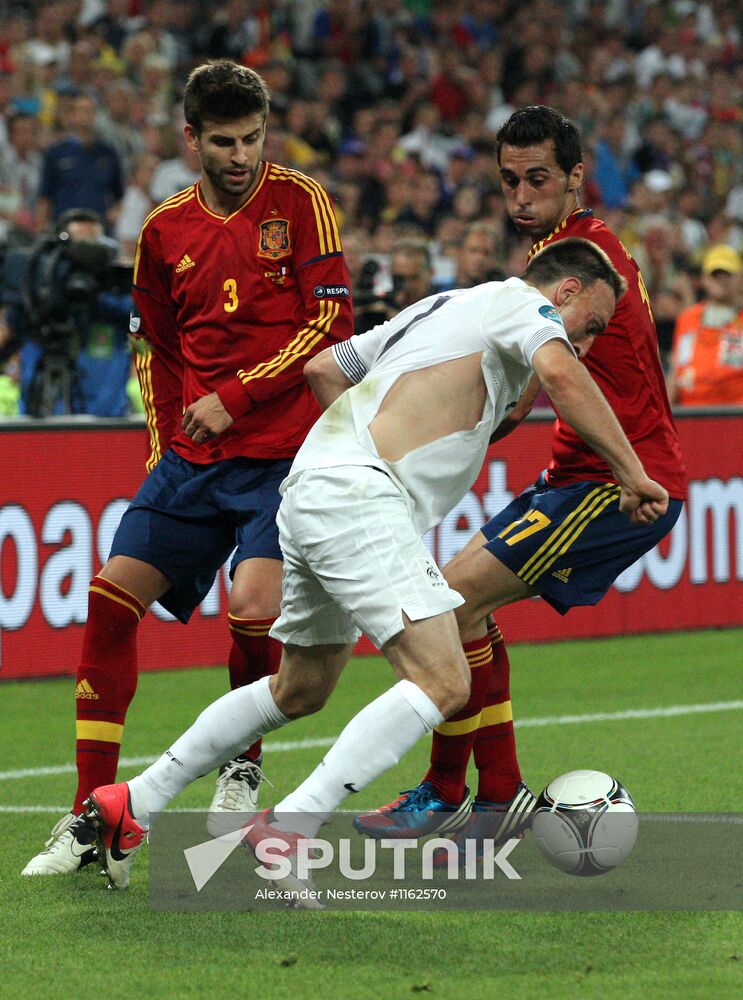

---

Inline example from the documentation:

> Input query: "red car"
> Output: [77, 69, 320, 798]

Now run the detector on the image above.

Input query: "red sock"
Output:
[473, 623, 522, 803]
[423, 635, 494, 804]
[227, 615, 281, 762]
[73, 577, 145, 813]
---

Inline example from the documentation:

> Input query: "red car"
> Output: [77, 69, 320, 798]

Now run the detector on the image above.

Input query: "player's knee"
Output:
[430, 662, 470, 718]
[228, 593, 281, 621]
[453, 600, 482, 637]
[271, 677, 330, 719]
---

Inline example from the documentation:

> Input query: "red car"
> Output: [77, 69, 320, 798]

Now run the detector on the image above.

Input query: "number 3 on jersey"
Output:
[497, 509, 551, 546]
[223, 278, 239, 313]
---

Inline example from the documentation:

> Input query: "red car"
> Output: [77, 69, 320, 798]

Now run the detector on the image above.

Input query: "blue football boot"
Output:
[353, 781, 471, 839]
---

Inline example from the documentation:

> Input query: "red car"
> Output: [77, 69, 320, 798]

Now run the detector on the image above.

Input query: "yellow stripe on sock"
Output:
[465, 647, 493, 669]
[434, 712, 483, 737]
[230, 625, 273, 637]
[478, 701, 513, 728]
[76, 720, 124, 743]
[89, 585, 144, 621]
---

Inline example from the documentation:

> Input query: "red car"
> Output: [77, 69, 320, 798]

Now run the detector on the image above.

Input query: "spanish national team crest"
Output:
[257, 218, 291, 260]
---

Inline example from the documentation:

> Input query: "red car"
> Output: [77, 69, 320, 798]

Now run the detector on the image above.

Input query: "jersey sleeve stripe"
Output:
[134, 351, 162, 473]
[332, 339, 367, 383]
[268, 167, 342, 255]
[236, 301, 340, 386]
[140, 188, 196, 231]
[237, 302, 328, 382]
[273, 171, 332, 256]
[524, 326, 576, 365]
[262, 302, 340, 382]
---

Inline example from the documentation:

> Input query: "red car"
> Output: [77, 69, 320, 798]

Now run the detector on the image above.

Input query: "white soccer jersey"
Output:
[285, 277, 573, 534]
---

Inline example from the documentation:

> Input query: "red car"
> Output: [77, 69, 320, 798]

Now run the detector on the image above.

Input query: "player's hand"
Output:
[618, 477, 669, 525]
[181, 392, 234, 444]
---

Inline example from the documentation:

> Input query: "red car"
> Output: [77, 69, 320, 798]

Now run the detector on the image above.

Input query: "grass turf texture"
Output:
[2, 629, 742, 999]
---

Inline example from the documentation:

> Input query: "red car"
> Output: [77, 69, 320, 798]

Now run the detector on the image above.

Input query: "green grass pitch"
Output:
[2, 629, 742, 999]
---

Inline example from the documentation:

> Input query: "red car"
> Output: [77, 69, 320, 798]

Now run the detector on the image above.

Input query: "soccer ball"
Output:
[531, 770, 638, 876]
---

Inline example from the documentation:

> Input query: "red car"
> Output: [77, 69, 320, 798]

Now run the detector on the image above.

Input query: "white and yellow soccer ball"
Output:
[531, 769, 638, 876]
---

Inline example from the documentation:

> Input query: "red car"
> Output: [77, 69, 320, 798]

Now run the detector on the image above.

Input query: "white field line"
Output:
[3, 807, 742, 823]
[2, 700, 742, 790]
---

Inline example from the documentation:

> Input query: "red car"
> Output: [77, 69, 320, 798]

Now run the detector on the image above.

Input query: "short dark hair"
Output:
[7, 110, 34, 133]
[522, 237, 627, 302]
[184, 60, 270, 134]
[496, 106, 582, 175]
[55, 207, 104, 234]
[391, 238, 432, 272]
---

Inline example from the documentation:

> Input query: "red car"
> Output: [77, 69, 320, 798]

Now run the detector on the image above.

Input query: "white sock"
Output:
[273, 679, 443, 838]
[128, 676, 289, 822]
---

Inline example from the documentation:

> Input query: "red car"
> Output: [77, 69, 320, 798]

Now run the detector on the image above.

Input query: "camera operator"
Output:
[0, 208, 133, 417]
[353, 238, 434, 335]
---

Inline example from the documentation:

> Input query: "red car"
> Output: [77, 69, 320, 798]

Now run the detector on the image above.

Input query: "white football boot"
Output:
[22, 812, 98, 876]
[207, 755, 271, 838]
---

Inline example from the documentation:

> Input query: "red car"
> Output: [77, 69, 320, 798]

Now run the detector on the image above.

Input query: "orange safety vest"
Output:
[672, 301, 743, 405]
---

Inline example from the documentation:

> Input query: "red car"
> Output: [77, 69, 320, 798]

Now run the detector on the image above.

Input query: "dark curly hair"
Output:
[184, 60, 270, 134]
[496, 106, 583, 175]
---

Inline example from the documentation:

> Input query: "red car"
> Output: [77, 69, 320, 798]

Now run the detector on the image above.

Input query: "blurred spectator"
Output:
[726, 183, 743, 226]
[0, 111, 41, 240]
[634, 213, 695, 361]
[148, 124, 201, 203]
[634, 26, 688, 90]
[139, 52, 174, 125]
[446, 221, 505, 290]
[21, 3, 72, 73]
[668, 245, 743, 406]
[97, 78, 148, 177]
[397, 103, 454, 171]
[394, 168, 445, 235]
[430, 47, 480, 123]
[114, 152, 158, 261]
[36, 92, 124, 231]
[387, 238, 433, 310]
[199, 0, 260, 62]
[674, 188, 709, 257]
[593, 116, 640, 209]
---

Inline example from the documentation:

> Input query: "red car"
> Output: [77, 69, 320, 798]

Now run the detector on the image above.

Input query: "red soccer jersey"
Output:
[131, 161, 353, 466]
[529, 209, 688, 499]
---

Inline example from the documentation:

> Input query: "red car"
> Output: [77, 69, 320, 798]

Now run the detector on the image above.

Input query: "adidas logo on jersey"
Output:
[176, 254, 196, 273]
[75, 679, 99, 700]
[552, 567, 573, 583]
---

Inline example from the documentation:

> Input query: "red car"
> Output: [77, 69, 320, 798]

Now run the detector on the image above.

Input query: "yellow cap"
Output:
[702, 244, 743, 274]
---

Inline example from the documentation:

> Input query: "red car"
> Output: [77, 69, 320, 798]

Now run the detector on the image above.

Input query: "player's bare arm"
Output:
[181, 391, 234, 442]
[369, 354, 487, 461]
[304, 348, 354, 410]
[490, 372, 542, 443]
[532, 340, 669, 524]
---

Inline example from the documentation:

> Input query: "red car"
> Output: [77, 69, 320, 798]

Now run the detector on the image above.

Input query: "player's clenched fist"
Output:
[182, 392, 234, 442]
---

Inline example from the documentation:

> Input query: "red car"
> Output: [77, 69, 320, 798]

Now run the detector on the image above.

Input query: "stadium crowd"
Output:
[0, 0, 741, 414]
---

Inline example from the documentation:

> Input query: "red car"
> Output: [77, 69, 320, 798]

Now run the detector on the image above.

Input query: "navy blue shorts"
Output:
[482, 472, 683, 615]
[109, 450, 292, 623]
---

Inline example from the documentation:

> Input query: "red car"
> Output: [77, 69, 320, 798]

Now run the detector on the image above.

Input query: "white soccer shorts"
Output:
[270, 466, 464, 649]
